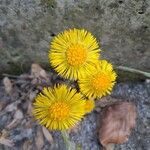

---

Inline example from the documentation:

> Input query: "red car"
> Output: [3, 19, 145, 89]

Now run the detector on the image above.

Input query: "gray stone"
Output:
[0, 0, 150, 75]
[0, 74, 150, 149]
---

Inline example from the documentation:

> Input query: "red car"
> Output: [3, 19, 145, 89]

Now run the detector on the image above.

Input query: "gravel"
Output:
[0, 75, 149, 150]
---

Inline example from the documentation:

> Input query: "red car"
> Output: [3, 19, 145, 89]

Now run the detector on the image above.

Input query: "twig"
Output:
[2, 74, 33, 80]
[2, 74, 20, 78]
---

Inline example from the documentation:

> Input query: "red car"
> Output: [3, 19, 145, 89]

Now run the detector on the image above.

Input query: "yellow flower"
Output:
[33, 85, 85, 130]
[49, 28, 100, 80]
[79, 60, 117, 99]
[84, 99, 95, 114]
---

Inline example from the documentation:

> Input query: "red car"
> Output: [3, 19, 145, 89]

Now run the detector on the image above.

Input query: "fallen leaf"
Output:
[35, 127, 44, 150]
[40, 69, 48, 80]
[31, 64, 48, 80]
[0, 104, 12, 117]
[22, 140, 32, 150]
[4, 102, 18, 112]
[1, 129, 9, 138]
[3, 77, 12, 94]
[31, 78, 38, 85]
[99, 101, 137, 150]
[0, 136, 14, 147]
[42, 127, 53, 144]
[7, 109, 23, 129]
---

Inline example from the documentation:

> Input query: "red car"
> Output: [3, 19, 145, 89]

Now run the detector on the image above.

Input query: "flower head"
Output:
[49, 28, 100, 80]
[33, 85, 85, 130]
[79, 60, 117, 99]
[84, 99, 95, 114]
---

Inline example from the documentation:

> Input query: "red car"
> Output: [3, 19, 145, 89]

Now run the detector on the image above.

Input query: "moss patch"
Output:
[115, 69, 146, 82]
[40, 0, 57, 9]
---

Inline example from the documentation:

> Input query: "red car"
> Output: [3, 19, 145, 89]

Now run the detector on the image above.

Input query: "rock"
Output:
[0, 0, 150, 76]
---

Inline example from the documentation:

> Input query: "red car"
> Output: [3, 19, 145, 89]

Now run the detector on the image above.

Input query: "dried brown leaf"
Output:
[0, 136, 14, 147]
[1, 129, 9, 138]
[31, 64, 48, 80]
[7, 109, 23, 129]
[40, 69, 48, 80]
[42, 127, 53, 144]
[22, 140, 32, 150]
[99, 102, 137, 149]
[4, 102, 18, 112]
[35, 128, 44, 150]
[3, 77, 12, 94]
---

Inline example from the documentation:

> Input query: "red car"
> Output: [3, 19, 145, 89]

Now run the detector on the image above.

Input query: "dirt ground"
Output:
[0, 67, 150, 150]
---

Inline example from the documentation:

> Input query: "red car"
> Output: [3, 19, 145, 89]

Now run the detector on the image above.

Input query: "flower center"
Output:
[91, 73, 110, 91]
[66, 44, 87, 66]
[49, 102, 70, 120]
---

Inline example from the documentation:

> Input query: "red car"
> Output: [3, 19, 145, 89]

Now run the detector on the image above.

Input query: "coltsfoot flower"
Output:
[49, 28, 100, 80]
[33, 85, 85, 130]
[79, 60, 117, 99]
[84, 99, 95, 114]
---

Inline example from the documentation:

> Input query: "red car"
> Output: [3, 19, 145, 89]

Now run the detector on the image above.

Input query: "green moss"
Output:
[0, 64, 23, 79]
[115, 69, 146, 82]
[40, 0, 57, 9]
[0, 61, 50, 79]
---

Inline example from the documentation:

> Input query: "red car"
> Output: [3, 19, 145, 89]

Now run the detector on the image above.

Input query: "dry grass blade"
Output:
[22, 140, 32, 150]
[0, 101, 7, 111]
[42, 127, 53, 144]
[35, 128, 44, 150]
[3, 77, 12, 94]
[27, 101, 33, 116]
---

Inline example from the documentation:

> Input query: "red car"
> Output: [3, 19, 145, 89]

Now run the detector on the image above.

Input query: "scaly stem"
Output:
[61, 130, 75, 150]
[61, 130, 82, 150]
[61, 130, 70, 149]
